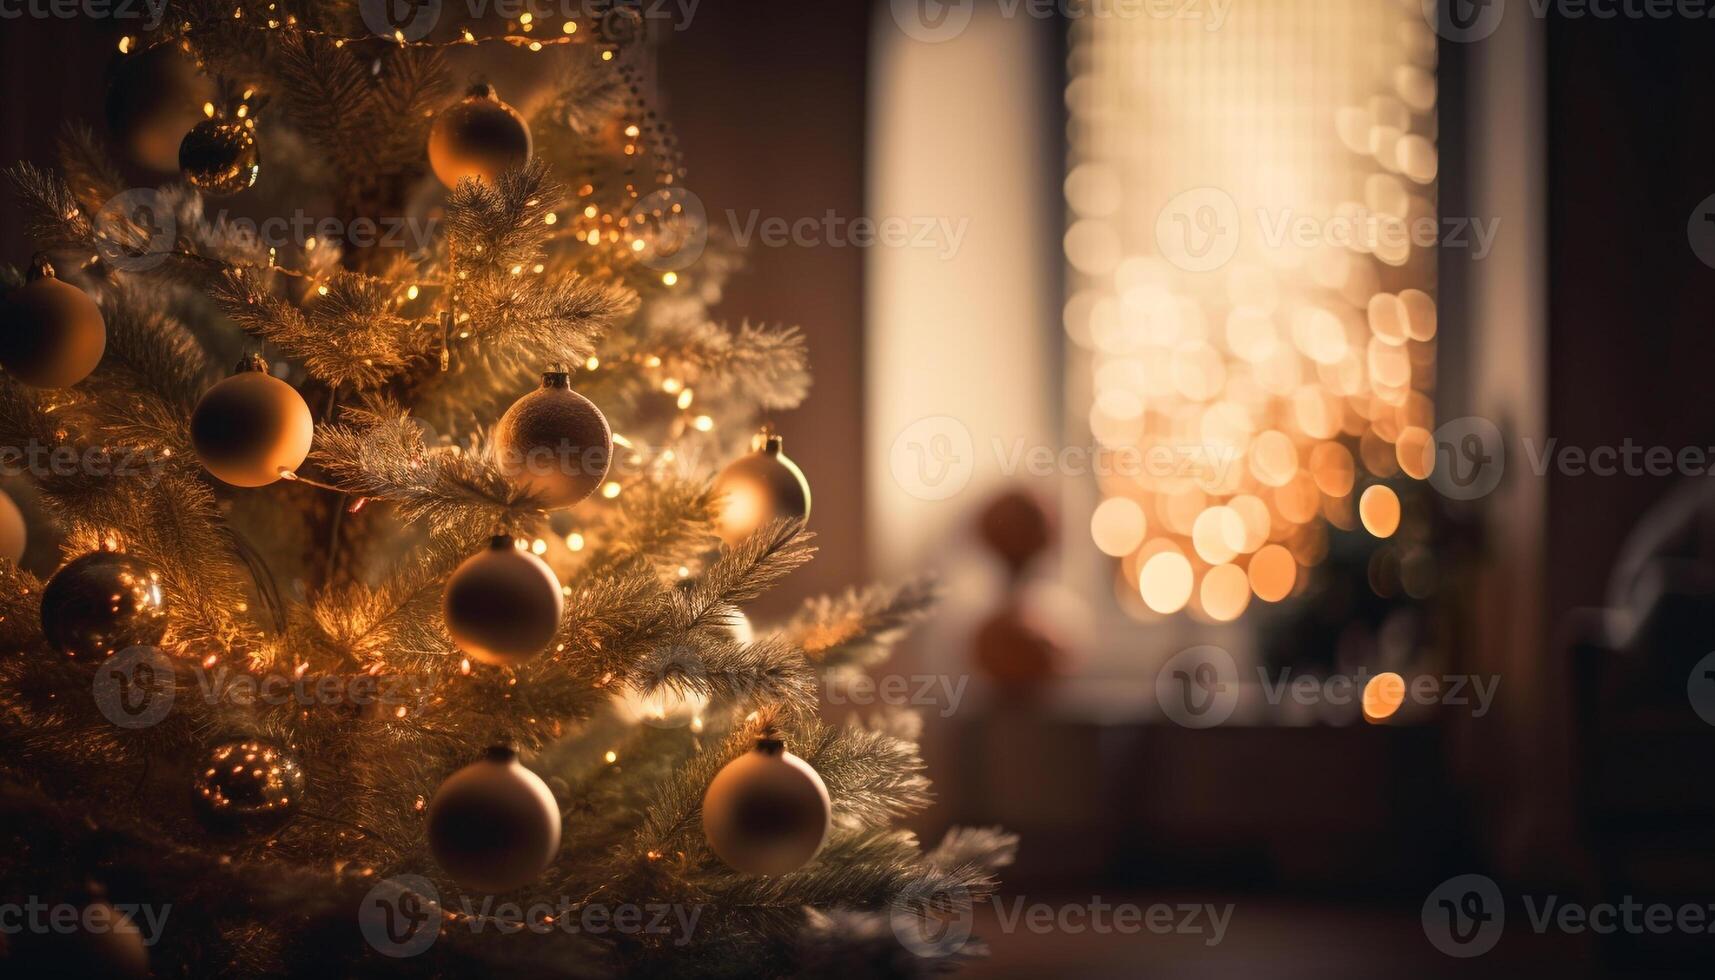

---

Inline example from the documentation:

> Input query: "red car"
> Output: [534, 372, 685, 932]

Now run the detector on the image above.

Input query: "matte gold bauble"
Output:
[712, 432, 811, 548]
[0, 258, 106, 389]
[179, 117, 260, 196]
[0, 486, 26, 564]
[40, 551, 169, 661]
[444, 536, 564, 666]
[191, 356, 314, 487]
[701, 736, 831, 875]
[495, 366, 612, 509]
[191, 738, 305, 832]
[428, 83, 532, 189]
[427, 746, 561, 893]
[105, 43, 216, 172]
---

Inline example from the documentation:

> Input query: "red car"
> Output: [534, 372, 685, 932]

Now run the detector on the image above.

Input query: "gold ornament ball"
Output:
[713, 434, 811, 548]
[444, 536, 565, 667]
[191, 357, 314, 488]
[428, 83, 532, 189]
[105, 43, 216, 172]
[0, 486, 26, 564]
[702, 736, 831, 875]
[427, 746, 562, 893]
[192, 738, 306, 832]
[495, 367, 612, 509]
[179, 118, 260, 196]
[40, 551, 169, 661]
[0, 260, 106, 389]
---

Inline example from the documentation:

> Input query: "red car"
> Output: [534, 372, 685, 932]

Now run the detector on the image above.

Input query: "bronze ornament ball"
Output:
[427, 746, 562, 893]
[701, 736, 831, 876]
[0, 486, 26, 564]
[191, 356, 314, 488]
[191, 738, 306, 832]
[443, 536, 565, 667]
[712, 433, 811, 548]
[428, 83, 533, 189]
[495, 366, 613, 509]
[40, 551, 169, 661]
[179, 117, 260, 196]
[0, 258, 107, 389]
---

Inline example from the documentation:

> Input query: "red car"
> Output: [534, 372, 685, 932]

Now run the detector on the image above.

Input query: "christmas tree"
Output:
[0, 3, 1012, 975]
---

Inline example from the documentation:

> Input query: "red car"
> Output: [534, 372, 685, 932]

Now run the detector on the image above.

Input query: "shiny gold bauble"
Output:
[712, 434, 811, 548]
[191, 356, 314, 488]
[428, 83, 532, 189]
[427, 746, 561, 893]
[40, 551, 169, 661]
[0, 486, 26, 564]
[179, 118, 260, 196]
[191, 738, 306, 832]
[105, 43, 216, 173]
[495, 367, 612, 509]
[702, 736, 831, 875]
[444, 536, 565, 667]
[0, 260, 106, 389]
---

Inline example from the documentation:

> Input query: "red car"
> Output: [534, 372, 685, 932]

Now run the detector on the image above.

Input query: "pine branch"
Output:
[210, 268, 432, 389]
[788, 577, 941, 672]
[624, 634, 817, 719]
[55, 122, 126, 214]
[798, 722, 934, 829]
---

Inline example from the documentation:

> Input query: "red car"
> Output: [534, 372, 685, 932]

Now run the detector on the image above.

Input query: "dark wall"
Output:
[1546, 17, 1715, 621]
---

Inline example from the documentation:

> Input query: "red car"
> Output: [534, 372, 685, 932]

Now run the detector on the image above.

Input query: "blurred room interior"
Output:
[6, 0, 1715, 976]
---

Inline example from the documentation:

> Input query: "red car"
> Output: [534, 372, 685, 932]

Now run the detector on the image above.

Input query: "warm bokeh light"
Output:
[1139, 550, 1194, 615]
[1200, 563, 1251, 622]
[1248, 543, 1298, 602]
[1091, 497, 1147, 557]
[1069, 1, 1438, 618]
[1358, 485, 1402, 538]
[1362, 671, 1407, 722]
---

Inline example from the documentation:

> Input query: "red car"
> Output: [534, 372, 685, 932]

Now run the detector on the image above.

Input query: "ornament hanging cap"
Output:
[26, 253, 56, 282]
[753, 425, 783, 455]
[234, 353, 269, 374]
[486, 533, 518, 551]
[467, 80, 499, 101]
[541, 363, 572, 389]
[483, 744, 519, 763]
[754, 735, 785, 756]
